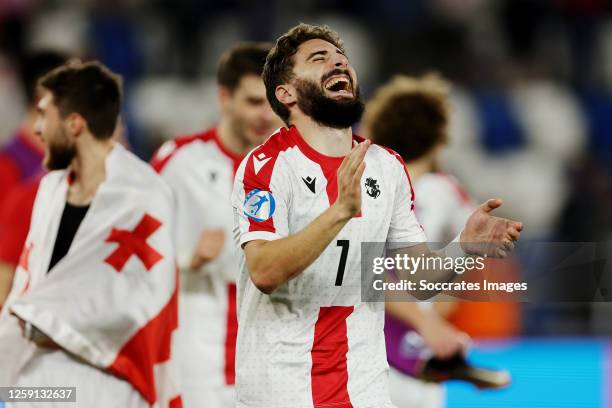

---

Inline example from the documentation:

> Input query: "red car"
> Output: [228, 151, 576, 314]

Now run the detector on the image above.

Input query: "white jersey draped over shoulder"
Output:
[231, 126, 427, 408]
[0, 144, 181, 408]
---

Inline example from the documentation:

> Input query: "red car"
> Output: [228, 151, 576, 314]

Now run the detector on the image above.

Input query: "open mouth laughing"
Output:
[323, 74, 354, 97]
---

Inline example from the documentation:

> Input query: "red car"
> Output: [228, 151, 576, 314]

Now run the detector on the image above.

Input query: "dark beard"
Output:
[44, 129, 76, 170]
[294, 78, 364, 129]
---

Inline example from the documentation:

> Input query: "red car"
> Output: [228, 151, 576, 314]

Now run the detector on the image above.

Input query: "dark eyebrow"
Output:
[335, 48, 346, 57]
[246, 96, 266, 103]
[307, 50, 328, 61]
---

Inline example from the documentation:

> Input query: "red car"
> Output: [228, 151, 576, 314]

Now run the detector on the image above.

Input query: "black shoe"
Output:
[418, 352, 511, 389]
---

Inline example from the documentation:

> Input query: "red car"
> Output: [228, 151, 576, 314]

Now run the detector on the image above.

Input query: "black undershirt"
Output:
[47, 202, 90, 273]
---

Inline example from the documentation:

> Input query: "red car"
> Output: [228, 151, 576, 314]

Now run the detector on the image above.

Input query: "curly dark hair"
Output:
[363, 74, 450, 162]
[263, 23, 345, 124]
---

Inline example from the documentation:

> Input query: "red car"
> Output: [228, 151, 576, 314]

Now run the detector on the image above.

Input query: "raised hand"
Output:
[460, 198, 523, 258]
[335, 140, 369, 218]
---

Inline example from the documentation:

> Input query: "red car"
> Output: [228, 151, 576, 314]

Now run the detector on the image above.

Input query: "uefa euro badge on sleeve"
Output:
[244, 189, 276, 222]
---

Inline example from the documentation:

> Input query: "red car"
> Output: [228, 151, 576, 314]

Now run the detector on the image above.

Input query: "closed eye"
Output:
[308, 50, 328, 62]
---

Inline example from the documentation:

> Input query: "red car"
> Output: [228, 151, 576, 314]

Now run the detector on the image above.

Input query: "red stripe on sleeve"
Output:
[401, 160, 416, 210]
[379, 145, 417, 210]
[311, 306, 354, 408]
[243, 151, 278, 233]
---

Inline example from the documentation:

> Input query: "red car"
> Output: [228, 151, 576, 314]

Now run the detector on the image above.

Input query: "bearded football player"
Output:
[231, 23, 522, 408]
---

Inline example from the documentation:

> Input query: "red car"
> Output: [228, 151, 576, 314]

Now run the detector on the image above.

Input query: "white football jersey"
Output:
[232, 126, 427, 408]
[413, 173, 474, 243]
[151, 128, 242, 399]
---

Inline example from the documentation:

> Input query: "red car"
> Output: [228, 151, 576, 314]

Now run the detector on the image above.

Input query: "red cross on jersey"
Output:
[105, 213, 163, 272]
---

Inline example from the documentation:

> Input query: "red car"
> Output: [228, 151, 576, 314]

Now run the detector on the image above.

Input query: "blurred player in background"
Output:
[363, 74, 516, 407]
[232, 23, 521, 408]
[0, 50, 68, 308]
[0, 51, 68, 197]
[0, 61, 180, 407]
[150, 42, 281, 407]
[364, 75, 474, 244]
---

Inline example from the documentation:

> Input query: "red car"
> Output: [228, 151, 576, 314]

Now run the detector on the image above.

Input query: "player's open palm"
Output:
[461, 198, 523, 258]
[336, 140, 369, 217]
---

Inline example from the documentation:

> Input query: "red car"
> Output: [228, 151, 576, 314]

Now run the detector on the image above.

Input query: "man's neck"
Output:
[217, 118, 252, 157]
[68, 138, 115, 206]
[292, 115, 353, 157]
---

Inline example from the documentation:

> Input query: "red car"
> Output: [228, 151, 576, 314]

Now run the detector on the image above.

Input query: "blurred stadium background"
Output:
[1, 0, 611, 407]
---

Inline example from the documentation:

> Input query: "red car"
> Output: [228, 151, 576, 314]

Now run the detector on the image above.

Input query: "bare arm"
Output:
[386, 301, 468, 359]
[245, 204, 353, 293]
[390, 199, 523, 298]
[244, 140, 369, 294]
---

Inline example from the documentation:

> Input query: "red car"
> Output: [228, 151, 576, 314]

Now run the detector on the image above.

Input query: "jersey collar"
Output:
[285, 125, 362, 170]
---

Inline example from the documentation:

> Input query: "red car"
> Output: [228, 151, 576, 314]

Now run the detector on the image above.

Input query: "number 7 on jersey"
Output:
[335, 240, 349, 286]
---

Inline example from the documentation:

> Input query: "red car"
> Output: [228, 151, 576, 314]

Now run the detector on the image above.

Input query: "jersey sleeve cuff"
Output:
[386, 231, 428, 249]
[239, 230, 283, 247]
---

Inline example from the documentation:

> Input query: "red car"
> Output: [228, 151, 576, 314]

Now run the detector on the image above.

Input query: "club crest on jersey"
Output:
[365, 177, 380, 198]
[244, 189, 276, 222]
